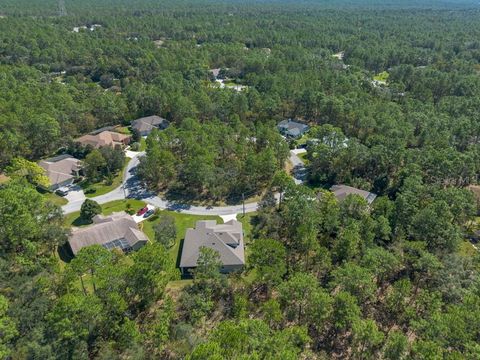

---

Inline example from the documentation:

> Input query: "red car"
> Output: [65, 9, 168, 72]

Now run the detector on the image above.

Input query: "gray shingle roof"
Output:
[131, 115, 168, 133]
[180, 220, 245, 268]
[38, 155, 81, 186]
[330, 185, 377, 204]
[277, 119, 309, 137]
[69, 212, 148, 255]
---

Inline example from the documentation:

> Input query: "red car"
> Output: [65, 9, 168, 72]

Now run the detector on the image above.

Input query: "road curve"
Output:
[62, 150, 302, 216]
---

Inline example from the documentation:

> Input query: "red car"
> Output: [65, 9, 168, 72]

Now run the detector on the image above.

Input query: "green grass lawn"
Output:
[142, 211, 223, 265]
[298, 152, 309, 164]
[43, 192, 68, 206]
[374, 71, 389, 82]
[238, 212, 257, 264]
[64, 199, 147, 227]
[64, 200, 223, 268]
[458, 240, 478, 258]
[139, 137, 147, 151]
[116, 126, 132, 135]
[238, 212, 255, 244]
[81, 158, 130, 198]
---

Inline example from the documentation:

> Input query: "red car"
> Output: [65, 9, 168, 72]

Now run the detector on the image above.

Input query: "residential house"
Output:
[180, 220, 245, 275]
[210, 68, 221, 79]
[75, 130, 131, 149]
[131, 115, 169, 136]
[330, 184, 377, 205]
[38, 154, 82, 190]
[68, 212, 148, 255]
[277, 119, 310, 139]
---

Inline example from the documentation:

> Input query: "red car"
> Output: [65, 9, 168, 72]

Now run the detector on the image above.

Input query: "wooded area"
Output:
[0, 0, 480, 359]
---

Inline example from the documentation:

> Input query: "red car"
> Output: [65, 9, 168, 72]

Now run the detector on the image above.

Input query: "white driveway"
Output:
[64, 185, 85, 203]
[125, 149, 142, 158]
[131, 204, 156, 223]
[220, 213, 238, 223]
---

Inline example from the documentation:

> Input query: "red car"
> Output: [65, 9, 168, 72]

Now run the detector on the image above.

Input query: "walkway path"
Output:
[62, 149, 303, 216]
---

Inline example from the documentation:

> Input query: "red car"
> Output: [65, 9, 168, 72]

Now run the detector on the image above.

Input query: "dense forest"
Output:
[1, 0, 480, 359]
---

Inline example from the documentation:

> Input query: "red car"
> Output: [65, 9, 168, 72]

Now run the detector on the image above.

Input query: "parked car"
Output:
[143, 209, 155, 218]
[136, 206, 148, 216]
[55, 188, 68, 197]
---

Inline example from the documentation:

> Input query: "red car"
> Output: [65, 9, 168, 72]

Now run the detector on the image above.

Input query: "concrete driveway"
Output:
[131, 204, 155, 223]
[289, 149, 307, 185]
[64, 185, 85, 203]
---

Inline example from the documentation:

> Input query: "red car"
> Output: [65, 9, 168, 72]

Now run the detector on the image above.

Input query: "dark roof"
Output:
[330, 185, 377, 205]
[180, 220, 245, 268]
[131, 115, 168, 133]
[277, 119, 309, 137]
[90, 125, 119, 135]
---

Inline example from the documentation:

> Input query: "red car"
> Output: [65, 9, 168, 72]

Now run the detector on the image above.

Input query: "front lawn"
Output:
[63, 198, 232, 271]
[81, 158, 130, 198]
[64, 199, 147, 227]
[43, 192, 68, 206]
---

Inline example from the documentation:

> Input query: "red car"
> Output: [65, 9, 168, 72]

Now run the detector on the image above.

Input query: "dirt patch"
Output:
[0, 173, 10, 184]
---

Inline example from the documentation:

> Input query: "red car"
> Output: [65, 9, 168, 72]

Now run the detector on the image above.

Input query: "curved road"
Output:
[62, 150, 303, 216]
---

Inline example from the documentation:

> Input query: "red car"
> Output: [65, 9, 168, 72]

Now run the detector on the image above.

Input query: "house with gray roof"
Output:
[330, 185, 377, 205]
[68, 212, 148, 255]
[180, 220, 245, 275]
[277, 119, 310, 139]
[131, 115, 169, 136]
[38, 154, 82, 190]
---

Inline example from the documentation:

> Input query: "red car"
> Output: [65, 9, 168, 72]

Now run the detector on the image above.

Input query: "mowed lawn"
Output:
[43, 192, 68, 206]
[64, 199, 147, 227]
[81, 158, 131, 198]
[63, 199, 224, 267]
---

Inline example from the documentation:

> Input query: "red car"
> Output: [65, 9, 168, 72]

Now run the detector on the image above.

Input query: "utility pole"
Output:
[58, 0, 67, 17]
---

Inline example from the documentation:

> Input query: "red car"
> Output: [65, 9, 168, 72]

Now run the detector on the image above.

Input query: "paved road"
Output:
[62, 150, 302, 216]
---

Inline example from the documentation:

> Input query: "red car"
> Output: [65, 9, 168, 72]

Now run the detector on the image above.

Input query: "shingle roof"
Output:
[131, 115, 168, 133]
[330, 185, 377, 204]
[38, 155, 81, 186]
[69, 212, 148, 255]
[210, 68, 221, 78]
[75, 131, 130, 148]
[277, 119, 309, 136]
[180, 220, 245, 268]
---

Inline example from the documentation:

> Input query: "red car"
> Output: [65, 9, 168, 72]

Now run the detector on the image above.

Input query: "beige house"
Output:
[180, 220, 245, 275]
[69, 212, 148, 255]
[75, 131, 131, 148]
[38, 155, 82, 190]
